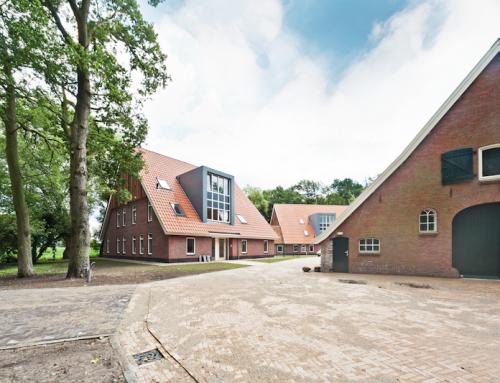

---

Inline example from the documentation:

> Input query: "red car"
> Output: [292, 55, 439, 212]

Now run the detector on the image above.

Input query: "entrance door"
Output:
[332, 236, 349, 272]
[452, 203, 500, 278]
[213, 238, 227, 261]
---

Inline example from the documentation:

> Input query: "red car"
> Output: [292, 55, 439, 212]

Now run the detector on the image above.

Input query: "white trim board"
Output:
[315, 38, 500, 245]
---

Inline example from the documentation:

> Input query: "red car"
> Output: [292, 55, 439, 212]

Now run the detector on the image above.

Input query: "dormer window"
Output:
[237, 214, 247, 224]
[156, 178, 170, 190]
[171, 203, 185, 217]
[299, 218, 304, 224]
[206, 173, 231, 223]
[319, 215, 334, 232]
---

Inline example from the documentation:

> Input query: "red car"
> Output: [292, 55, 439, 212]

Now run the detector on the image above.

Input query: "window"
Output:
[122, 236, 126, 254]
[147, 201, 153, 222]
[139, 235, 144, 255]
[148, 234, 152, 255]
[116, 237, 121, 254]
[309, 244, 314, 252]
[237, 214, 247, 224]
[359, 238, 380, 254]
[293, 244, 298, 253]
[106, 239, 110, 254]
[301, 245, 306, 253]
[206, 173, 231, 223]
[241, 240, 247, 254]
[299, 218, 304, 224]
[419, 209, 437, 233]
[264, 240, 268, 253]
[441, 148, 473, 185]
[479, 144, 500, 181]
[116, 211, 120, 228]
[132, 206, 137, 224]
[277, 245, 284, 254]
[156, 178, 171, 190]
[171, 203, 185, 217]
[132, 236, 136, 255]
[304, 230, 309, 236]
[122, 208, 126, 226]
[319, 215, 334, 232]
[186, 238, 195, 255]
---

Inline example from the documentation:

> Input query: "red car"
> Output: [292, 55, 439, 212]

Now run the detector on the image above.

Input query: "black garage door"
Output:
[452, 203, 500, 278]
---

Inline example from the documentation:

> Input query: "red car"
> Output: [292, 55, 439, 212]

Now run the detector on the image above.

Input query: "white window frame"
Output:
[186, 237, 195, 255]
[293, 244, 298, 253]
[147, 201, 153, 222]
[132, 205, 137, 225]
[301, 244, 306, 253]
[122, 236, 126, 254]
[478, 143, 500, 182]
[139, 235, 144, 255]
[116, 211, 120, 228]
[147, 234, 153, 255]
[122, 208, 126, 226]
[264, 240, 268, 253]
[359, 238, 380, 254]
[241, 239, 247, 254]
[106, 239, 110, 254]
[116, 237, 121, 254]
[156, 178, 171, 190]
[132, 236, 136, 255]
[309, 244, 314, 252]
[419, 208, 437, 233]
[277, 245, 284, 254]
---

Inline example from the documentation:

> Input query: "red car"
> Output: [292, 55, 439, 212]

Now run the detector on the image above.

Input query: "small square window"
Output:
[277, 245, 284, 253]
[156, 178, 171, 190]
[299, 218, 304, 224]
[171, 203, 185, 217]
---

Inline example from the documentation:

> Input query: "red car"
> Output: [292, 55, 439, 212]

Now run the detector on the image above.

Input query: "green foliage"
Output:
[245, 178, 368, 220]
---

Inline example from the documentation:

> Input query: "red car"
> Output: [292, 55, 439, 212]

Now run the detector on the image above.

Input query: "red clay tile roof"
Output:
[271, 204, 348, 244]
[139, 149, 277, 240]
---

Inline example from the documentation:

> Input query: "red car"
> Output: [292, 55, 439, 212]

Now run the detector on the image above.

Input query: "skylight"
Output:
[299, 218, 304, 224]
[237, 214, 247, 224]
[304, 230, 309, 236]
[171, 203, 185, 217]
[156, 178, 170, 190]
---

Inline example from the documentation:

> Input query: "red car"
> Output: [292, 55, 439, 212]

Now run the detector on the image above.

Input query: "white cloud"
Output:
[143, 0, 500, 189]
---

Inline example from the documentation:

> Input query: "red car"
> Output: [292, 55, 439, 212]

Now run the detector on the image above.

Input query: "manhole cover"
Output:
[338, 279, 367, 285]
[133, 349, 164, 365]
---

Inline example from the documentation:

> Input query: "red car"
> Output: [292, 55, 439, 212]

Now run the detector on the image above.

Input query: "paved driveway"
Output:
[0, 285, 134, 348]
[118, 257, 500, 383]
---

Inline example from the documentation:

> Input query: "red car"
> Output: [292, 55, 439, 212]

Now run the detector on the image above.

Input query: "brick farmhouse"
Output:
[317, 39, 500, 278]
[100, 150, 278, 262]
[270, 204, 347, 255]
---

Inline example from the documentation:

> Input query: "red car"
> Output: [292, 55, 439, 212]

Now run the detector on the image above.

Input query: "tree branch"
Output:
[43, 1, 74, 45]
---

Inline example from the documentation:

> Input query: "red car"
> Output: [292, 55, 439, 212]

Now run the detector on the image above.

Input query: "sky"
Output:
[138, 0, 500, 189]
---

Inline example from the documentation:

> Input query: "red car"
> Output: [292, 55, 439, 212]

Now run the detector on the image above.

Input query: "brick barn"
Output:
[317, 39, 500, 278]
[100, 149, 277, 262]
[270, 204, 347, 255]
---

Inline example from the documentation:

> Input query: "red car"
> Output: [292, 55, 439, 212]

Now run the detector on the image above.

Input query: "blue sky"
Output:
[139, 0, 500, 189]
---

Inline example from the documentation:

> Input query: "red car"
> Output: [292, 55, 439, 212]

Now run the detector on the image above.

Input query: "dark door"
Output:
[452, 203, 500, 278]
[332, 237, 349, 272]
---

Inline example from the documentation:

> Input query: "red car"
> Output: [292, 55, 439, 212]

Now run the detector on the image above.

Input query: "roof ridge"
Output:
[139, 147, 198, 168]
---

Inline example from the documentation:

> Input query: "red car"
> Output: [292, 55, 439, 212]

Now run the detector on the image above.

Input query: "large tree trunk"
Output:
[66, 4, 91, 278]
[2, 64, 35, 278]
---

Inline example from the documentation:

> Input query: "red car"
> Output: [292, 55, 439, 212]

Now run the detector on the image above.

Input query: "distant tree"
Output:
[263, 186, 304, 219]
[292, 180, 325, 204]
[244, 186, 269, 219]
[327, 178, 364, 205]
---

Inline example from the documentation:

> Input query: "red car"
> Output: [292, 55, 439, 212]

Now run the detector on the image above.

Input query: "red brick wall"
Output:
[276, 244, 317, 254]
[102, 197, 168, 260]
[321, 53, 500, 277]
[167, 236, 212, 261]
[230, 238, 275, 258]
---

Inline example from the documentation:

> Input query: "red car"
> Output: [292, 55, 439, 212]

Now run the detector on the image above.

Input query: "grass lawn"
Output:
[253, 255, 315, 263]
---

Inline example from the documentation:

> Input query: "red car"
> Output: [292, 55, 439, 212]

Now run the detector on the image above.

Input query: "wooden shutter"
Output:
[441, 148, 473, 185]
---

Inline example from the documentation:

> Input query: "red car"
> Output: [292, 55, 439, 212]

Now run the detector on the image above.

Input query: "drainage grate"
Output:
[396, 282, 432, 289]
[338, 279, 367, 285]
[133, 349, 164, 365]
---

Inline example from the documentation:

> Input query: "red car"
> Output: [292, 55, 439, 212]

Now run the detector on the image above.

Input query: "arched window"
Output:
[419, 209, 437, 233]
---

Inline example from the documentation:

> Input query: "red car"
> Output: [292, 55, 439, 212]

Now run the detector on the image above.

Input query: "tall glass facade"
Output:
[206, 173, 231, 223]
